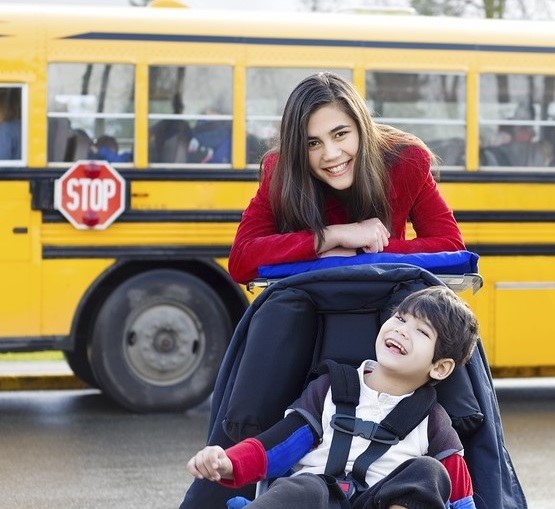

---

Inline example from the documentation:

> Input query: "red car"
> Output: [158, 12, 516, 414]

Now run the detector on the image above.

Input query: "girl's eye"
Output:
[335, 130, 348, 139]
[395, 314, 405, 323]
[308, 140, 320, 149]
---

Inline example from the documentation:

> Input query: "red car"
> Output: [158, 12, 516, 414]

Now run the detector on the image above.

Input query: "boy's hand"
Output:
[187, 446, 233, 482]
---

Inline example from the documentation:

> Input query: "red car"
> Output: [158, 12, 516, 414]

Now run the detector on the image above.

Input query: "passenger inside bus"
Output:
[90, 134, 132, 163]
[149, 93, 195, 163]
[428, 137, 466, 167]
[247, 132, 271, 166]
[482, 102, 554, 167]
[0, 88, 22, 160]
[491, 125, 553, 167]
[68, 128, 93, 161]
[47, 119, 95, 163]
[192, 108, 231, 164]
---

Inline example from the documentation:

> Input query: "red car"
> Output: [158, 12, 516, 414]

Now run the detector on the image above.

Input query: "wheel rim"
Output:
[124, 302, 206, 386]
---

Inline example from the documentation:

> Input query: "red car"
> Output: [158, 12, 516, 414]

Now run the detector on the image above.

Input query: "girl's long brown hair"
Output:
[266, 72, 434, 249]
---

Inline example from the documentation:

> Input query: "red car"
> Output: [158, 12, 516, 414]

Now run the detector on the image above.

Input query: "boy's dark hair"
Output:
[394, 285, 479, 368]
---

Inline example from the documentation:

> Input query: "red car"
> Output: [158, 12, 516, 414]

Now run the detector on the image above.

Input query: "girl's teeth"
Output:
[328, 162, 347, 174]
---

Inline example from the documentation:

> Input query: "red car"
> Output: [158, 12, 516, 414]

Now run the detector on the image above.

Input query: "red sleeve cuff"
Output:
[218, 438, 268, 488]
[441, 453, 474, 501]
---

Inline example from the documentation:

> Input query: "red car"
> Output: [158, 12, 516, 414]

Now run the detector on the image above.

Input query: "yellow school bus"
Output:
[1, 1, 554, 411]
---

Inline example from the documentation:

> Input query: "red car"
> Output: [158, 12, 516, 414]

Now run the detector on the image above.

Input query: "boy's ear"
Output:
[429, 358, 455, 382]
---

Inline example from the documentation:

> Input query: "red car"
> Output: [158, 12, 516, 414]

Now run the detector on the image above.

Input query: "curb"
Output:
[0, 374, 88, 391]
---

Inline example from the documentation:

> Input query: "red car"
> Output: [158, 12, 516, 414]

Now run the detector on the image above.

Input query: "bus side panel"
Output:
[478, 257, 555, 371]
[40, 259, 114, 336]
[0, 182, 38, 335]
[495, 284, 555, 366]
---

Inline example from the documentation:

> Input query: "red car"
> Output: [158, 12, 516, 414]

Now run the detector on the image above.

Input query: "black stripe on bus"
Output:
[2, 168, 555, 184]
[438, 171, 555, 183]
[0, 168, 260, 182]
[42, 245, 231, 259]
[43, 244, 555, 260]
[467, 244, 555, 256]
[121, 169, 260, 181]
[64, 32, 555, 54]
[41, 209, 243, 223]
[41, 209, 555, 224]
[0, 336, 70, 352]
[455, 211, 555, 222]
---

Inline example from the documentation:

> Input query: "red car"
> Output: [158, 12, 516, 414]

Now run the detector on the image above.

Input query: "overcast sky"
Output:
[0, 0, 420, 14]
[185, 0, 300, 9]
[2, 0, 303, 9]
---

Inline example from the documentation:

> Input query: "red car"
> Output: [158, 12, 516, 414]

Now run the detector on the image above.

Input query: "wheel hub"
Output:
[153, 329, 177, 353]
[124, 303, 205, 386]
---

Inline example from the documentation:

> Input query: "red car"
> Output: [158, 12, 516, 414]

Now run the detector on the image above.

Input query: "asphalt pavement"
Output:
[3, 359, 555, 391]
[1, 360, 554, 509]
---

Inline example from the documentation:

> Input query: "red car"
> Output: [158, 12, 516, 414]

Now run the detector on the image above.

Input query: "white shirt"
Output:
[292, 360, 429, 487]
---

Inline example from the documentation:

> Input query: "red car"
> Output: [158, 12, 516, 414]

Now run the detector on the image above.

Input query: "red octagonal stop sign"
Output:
[54, 160, 126, 230]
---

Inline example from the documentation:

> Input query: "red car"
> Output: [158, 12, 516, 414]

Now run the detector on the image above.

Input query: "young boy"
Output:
[187, 286, 478, 509]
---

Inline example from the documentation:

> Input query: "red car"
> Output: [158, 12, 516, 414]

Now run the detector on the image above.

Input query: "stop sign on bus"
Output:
[54, 160, 126, 230]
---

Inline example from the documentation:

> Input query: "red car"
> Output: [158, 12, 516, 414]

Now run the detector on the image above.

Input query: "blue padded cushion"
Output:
[258, 250, 479, 279]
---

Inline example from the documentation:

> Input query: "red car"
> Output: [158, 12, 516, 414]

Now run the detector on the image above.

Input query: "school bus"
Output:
[1, 1, 554, 411]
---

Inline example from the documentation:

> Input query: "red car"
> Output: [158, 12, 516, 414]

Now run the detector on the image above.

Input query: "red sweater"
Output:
[229, 146, 465, 284]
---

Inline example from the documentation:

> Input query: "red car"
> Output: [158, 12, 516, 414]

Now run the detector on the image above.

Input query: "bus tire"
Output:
[89, 269, 231, 412]
[64, 349, 99, 388]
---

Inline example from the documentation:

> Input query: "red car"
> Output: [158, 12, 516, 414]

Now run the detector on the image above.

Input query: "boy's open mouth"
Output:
[385, 338, 407, 355]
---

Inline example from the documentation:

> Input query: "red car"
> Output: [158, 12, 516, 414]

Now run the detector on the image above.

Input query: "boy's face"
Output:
[375, 311, 449, 386]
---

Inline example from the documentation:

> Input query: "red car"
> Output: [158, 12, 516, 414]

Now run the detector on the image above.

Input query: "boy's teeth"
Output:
[386, 338, 407, 354]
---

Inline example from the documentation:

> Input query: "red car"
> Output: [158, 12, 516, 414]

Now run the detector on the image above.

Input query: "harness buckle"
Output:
[337, 479, 357, 499]
[330, 414, 400, 445]
[338, 474, 368, 500]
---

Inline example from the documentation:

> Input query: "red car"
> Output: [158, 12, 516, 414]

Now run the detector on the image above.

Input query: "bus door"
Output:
[0, 84, 38, 336]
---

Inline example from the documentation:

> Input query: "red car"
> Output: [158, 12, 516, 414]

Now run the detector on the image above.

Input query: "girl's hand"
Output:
[320, 218, 390, 254]
[355, 218, 390, 253]
[319, 247, 357, 258]
[186, 446, 233, 482]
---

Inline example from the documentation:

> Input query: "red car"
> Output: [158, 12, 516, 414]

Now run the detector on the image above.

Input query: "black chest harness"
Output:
[315, 360, 437, 505]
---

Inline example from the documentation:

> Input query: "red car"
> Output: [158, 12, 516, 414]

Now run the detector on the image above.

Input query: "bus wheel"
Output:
[63, 349, 99, 388]
[89, 269, 231, 412]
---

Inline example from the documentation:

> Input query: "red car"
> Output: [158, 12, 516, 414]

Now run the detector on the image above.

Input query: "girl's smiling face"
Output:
[306, 103, 359, 192]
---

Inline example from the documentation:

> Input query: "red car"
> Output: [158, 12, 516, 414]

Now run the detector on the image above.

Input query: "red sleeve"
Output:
[229, 146, 465, 284]
[228, 154, 317, 284]
[441, 453, 474, 502]
[218, 438, 268, 488]
[384, 146, 465, 254]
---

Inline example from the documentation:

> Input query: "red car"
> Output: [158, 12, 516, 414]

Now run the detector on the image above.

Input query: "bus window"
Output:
[0, 85, 23, 166]
[47, 63, 135, 164]
[246, 67, 352, 166]
[366, 71, 466, 168]
[480, 74, 555, 168]
[148, 65, 232, 166]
